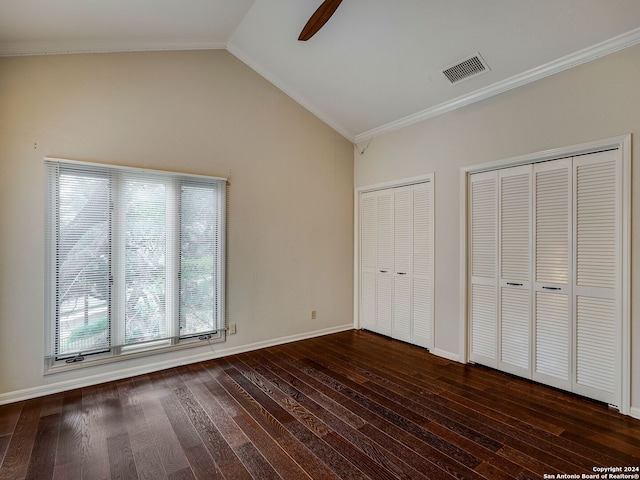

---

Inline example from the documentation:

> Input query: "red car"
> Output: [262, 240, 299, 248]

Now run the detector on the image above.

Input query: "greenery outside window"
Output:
[45, 158, 226, 368]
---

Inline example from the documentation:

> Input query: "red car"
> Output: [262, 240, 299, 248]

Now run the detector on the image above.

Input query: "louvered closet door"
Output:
[411, 182, 433, 349]
[532, 158, 572, 391]
[393, 186, 412, 342]
[360, 192, 377, 331]
[360, 180, 434, 348]
[498, 166, 532, 377]
[572, 151, 620, 405]
[376, 190, 393, 337]
[469, 171, 498, 367]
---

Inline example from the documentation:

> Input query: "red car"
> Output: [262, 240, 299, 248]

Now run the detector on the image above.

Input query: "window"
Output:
[45, 158, 226, 367]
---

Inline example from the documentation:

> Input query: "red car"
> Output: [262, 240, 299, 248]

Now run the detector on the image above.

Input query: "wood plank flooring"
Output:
[1, 330, 639, 479]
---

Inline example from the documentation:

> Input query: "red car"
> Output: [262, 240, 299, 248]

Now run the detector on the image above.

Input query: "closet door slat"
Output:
[500, 171, 531, 281]
[576, 296, 616, 395]
[471, 176, 498, 279]
[471, 284, 497, 361]
[576, 158, 617, 288]
[535, 167, 570, 285]
[500, 288, 530, 370]
[535, 290, 570, 382]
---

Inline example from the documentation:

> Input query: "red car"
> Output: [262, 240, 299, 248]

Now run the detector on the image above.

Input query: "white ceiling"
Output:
[2, 0, 640, 142]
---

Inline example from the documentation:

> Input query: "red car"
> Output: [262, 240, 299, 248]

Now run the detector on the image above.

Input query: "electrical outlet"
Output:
[311, 310, 317, 320]
[228, 323, 237, 334]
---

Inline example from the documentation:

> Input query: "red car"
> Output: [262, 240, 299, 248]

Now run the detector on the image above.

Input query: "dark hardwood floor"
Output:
[1, 330, 639, 479]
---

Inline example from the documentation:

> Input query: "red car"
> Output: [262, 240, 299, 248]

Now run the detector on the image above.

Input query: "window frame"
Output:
[44, 157, 227, 372]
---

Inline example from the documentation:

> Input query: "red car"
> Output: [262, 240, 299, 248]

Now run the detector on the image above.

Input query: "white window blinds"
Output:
[179, 181, 222, 337]
[45, 159, 226, 365]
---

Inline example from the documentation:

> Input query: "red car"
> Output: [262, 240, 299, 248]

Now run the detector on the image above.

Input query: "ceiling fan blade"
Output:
[298, 0, 343, 41]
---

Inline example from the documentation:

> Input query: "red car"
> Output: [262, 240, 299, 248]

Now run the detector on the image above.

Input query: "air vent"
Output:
[442, 53, 490, 84]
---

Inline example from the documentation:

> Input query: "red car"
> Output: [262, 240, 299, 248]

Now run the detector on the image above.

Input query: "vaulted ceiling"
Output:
[2, 1, 640, 143]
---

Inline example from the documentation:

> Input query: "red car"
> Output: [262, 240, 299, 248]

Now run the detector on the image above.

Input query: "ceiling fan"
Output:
[298, 0, 343, 41]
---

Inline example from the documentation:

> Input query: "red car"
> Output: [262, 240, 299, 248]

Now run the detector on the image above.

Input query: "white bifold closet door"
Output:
[469, 150, 621, 406]
[376, 189, 394, 337]
[411, 183, 433, 349]
[360, 181, 433, 350]
[469, 171, 498, 367]
[532, 158, 573, 391]
[572, 151, 620, 404]
[499, 165, 532, 378]
[360, 193, 377, 333]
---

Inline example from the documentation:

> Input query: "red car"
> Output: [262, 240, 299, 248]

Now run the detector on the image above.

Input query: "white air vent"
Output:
[442, 53, 490, 84]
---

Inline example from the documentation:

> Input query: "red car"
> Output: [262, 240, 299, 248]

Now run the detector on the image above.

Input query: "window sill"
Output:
[44, 332, 226, 375]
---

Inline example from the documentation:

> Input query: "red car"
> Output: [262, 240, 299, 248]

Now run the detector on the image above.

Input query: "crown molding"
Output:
[0, 39, 227, 57]
[226, 41, 355, 142]
[2, 26, 638, 146]
[354, 26, 640, 144]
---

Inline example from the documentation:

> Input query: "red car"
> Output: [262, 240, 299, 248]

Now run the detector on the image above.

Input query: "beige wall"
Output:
[355, 45, 640, 411]
[0, 50, 354, 398]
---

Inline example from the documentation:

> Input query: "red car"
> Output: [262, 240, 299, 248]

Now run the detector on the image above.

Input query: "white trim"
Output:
[630, 407, 640, 421]
[355, 174, 436, 193]
[0, 324, 353, 406]
[431, 348, 460, 363]
[353, 188, 361, 329]
[458, 169, 469, 364]
[459, 134, 632, 416]
[354, 27, 640, 144]
[226, 42, 355, 142]
[460, 135, 630, 175]
[0, 40, 227, 57]
[353, 173, 435, 348]
[620, 136, 632, 417]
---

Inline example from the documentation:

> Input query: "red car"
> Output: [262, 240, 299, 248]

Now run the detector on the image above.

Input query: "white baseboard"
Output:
[431, 348, 460, 363]
[0, 324, 353, 406]
[630, 406, 640, 420]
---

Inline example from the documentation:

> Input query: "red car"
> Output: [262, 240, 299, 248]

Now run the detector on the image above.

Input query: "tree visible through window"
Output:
[45, 159, 226, 364]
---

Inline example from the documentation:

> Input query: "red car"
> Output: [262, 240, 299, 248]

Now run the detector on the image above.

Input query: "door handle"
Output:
[506, 282, 523, 286]
[542, 286, 561, 291]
